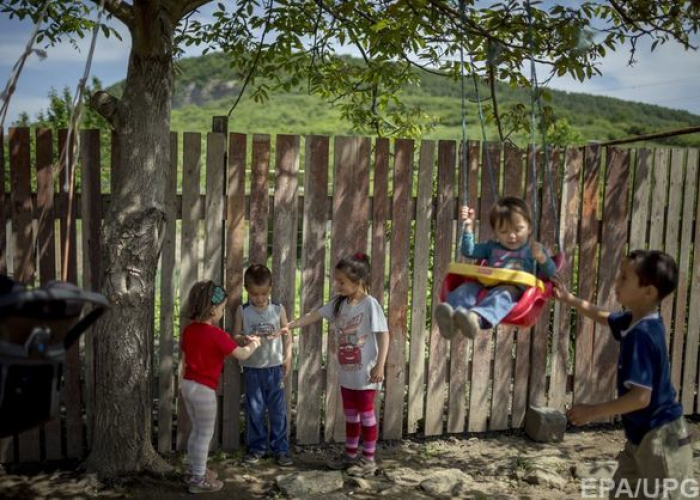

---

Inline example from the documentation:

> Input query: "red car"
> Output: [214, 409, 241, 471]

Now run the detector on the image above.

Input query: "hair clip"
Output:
[353, 252, 367, 260]
[211, 286, 227, 305]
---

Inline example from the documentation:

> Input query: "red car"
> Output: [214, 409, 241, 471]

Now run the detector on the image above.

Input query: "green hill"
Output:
[159, 52, 700, 147]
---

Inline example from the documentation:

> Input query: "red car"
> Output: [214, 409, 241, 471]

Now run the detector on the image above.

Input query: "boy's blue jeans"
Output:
[446, 281, 522, 328]
[244, 365, 288, 455]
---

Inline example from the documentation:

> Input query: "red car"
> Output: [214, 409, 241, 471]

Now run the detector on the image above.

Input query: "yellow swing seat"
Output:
[444, 262, 546, 292]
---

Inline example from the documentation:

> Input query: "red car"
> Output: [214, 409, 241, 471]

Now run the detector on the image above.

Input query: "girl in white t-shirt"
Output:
[280, 253, 389, 477]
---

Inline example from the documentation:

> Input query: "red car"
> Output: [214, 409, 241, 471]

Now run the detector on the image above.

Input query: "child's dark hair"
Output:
[626, 250, 678, 301]
[489, 196, 532, 230]
[244, 264, 272, 288]
[333, 252, 371, 317]
[183, 280, 227, 322]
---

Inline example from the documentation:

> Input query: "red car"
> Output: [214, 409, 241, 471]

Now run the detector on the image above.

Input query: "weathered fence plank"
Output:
[628, 149, 652, 249]
[549, 147, 581, 411]
[446, 139, 468, 433]
[529, 146, 559, 408]
[35, 128, 61, 460]
[370, 138, 389, 305]
[11, 127, 40, 463]
[296, 135, 329, 445]
[424, 140, 456, 436]
[407, 140, 433, 434]
[573, 145, 600, 405]
[222, 133, 247, 451]
[446, 140, 471, 434]
[665, 149, 684, 388]
[673, 149, 695, 405]
[370, 138, 389, 423]
[490, 143, 523, 430]
[681, 149, 700, 412]
[58, 128, 83, 459]
[594, 147, 629, 404]
[384, 139, 413, 440]
[468, 141, 500, 432]
[272, 134, 300, 438]
[249, 135, 270, 266]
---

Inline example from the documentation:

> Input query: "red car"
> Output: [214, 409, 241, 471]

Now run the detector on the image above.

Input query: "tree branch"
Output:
[86, 0, 133, 27]
[177, 0, 212, 19]
[488, 64, 504, 142]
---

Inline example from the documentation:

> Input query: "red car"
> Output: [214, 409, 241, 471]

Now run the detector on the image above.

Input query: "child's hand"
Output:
[234, 334, 249, 346]
[530, 241, 547, 262]
[566, 404, 597, 426]
[460, 206, 475, 231]
[247, 335, 262, 350]
[551, 276, 572, 302]
[273, 326, 291, 338]
[369, 364, 385, 384]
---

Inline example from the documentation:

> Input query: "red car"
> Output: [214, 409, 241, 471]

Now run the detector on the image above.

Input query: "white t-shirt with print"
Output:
[318, 295, 388, 390]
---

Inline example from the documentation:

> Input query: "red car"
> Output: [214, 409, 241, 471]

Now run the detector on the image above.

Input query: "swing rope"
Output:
[456, 0, 469, 260]
[456, 0, 498, 260]
[534, 73, 563, 251]
[61, 0, 108, 281]
[526, 0, 540, 242]
[0, 0, 50, 130]
[526, 0, 562, 252]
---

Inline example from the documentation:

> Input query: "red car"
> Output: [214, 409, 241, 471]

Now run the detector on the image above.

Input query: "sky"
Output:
[1, 4, 699, 127]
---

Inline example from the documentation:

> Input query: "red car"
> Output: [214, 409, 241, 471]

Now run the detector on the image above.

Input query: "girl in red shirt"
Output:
[180, 281, 261, 494]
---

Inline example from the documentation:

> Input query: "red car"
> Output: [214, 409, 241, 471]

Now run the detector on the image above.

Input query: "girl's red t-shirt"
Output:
[181, 322, 238, 390]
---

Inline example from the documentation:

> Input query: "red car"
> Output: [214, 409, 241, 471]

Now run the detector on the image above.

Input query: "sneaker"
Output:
[435, 303, 455, 339]
[183, 468, 218, 484]
[243, 452, 264, 464]
[326, 453, 359, 470]
[346, 456, 378, 477]
[275, 453, 293, 467]
[188, 475, 224, 494]
[454, 308, 481, 339]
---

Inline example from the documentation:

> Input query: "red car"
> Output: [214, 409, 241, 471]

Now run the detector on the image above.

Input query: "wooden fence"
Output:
[2, 124, 700, 463]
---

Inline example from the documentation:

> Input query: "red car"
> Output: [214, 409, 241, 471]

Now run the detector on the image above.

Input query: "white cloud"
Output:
[546, 37, 700, 114]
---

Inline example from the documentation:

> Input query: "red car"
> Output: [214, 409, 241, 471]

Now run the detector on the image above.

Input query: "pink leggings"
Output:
[341, 387, 378, 460]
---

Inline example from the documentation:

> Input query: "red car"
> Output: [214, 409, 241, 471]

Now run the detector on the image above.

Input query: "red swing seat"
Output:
[439, 252, 565, 328]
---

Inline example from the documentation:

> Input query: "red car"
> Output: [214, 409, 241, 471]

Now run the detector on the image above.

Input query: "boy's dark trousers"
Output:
[244, 366, 288, 455]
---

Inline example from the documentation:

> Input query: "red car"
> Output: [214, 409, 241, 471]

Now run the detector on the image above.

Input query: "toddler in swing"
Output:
[278, 252, 389, 477]
[180, 281, 261, 494]
[436, 196, 556, 339]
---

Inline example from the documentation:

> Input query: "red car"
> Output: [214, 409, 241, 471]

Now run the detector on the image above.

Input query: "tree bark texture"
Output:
[85, 3, 176, 476]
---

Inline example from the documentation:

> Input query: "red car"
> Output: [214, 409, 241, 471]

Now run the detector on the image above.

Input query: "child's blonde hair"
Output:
[489, 196, 532, 230]
[183, 280, 227, 322]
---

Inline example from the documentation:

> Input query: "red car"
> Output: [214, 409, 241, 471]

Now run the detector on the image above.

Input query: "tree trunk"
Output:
[84, 5, 175, 477]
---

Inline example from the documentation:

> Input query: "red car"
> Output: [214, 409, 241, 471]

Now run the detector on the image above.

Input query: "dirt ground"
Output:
[1, 420, 699, 500]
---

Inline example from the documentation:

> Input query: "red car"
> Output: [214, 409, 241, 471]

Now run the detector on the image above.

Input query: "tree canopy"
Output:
[3, 0, 699, 138]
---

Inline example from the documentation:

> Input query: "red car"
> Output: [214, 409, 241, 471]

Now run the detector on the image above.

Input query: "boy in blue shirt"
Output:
[555, 250, 694, 499]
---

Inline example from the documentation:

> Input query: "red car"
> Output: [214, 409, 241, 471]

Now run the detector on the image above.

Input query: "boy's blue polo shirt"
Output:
[609, 311, 683, 445]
